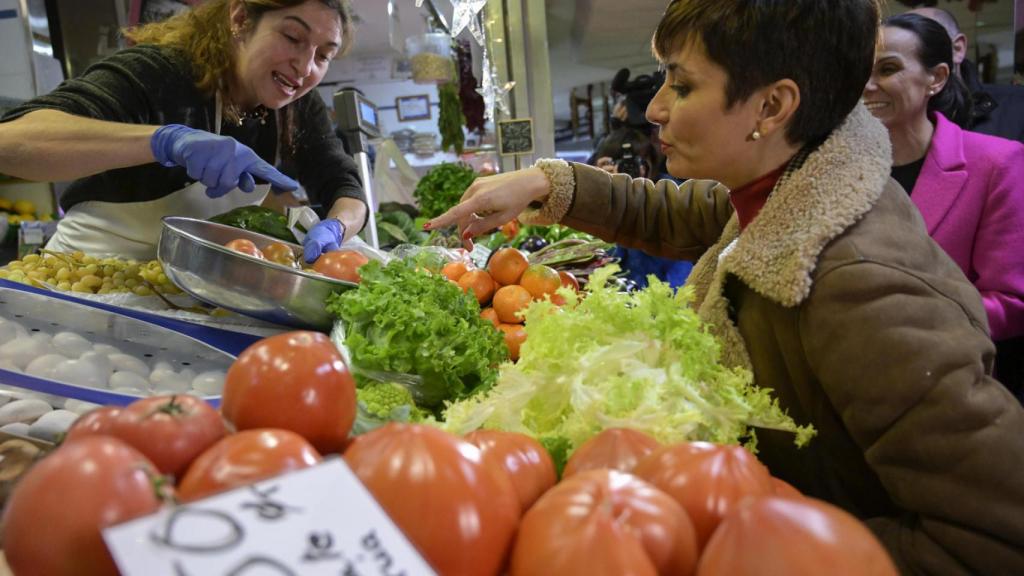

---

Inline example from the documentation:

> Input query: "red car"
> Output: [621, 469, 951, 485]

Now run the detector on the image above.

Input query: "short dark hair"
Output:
[884, 13, 972, 128]
[652, 0, 880, 145]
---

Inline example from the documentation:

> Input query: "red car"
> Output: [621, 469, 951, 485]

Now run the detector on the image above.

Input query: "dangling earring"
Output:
[751, 130, 762, 141]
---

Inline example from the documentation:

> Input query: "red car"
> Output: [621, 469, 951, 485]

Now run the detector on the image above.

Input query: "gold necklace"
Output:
[225, 103, 269, 126]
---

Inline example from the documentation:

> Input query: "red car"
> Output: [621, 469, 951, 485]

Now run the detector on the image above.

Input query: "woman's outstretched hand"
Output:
[424, 167, 550, 249]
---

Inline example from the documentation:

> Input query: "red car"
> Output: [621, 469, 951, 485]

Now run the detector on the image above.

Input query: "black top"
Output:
[962, 59, 1024, 144]
[0, 45, 364, 217]
[891, 156, 926, 196]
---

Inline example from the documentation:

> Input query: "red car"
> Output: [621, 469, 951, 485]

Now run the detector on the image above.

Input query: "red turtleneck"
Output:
[729, 163, 787, 230]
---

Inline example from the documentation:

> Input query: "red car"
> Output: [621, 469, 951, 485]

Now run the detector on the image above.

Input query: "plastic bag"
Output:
[330, 319, 432, 405]
[387, 243, 473, 274]
[372, 139, 419, 208]
[286, 206, 393, 265]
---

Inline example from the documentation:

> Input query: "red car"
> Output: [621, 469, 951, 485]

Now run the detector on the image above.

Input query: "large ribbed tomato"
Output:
[177, 428, 322, 502]
[221, 331, 356, 454]
[562, 427, 661, 478]
[110, 394, 226, 478]
[62, 406, 122, 443]
[344, 424, 520, 576]
[510, 469, 699, 576]
[465, 429, 556, 513]
[770, 476, 804, 499]
[2, 436, 169, 576]
[697, 497, 899, 576]
[633, 442, 775, 549]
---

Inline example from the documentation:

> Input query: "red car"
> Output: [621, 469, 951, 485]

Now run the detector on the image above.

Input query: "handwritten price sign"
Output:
[103, 458, 436, 576]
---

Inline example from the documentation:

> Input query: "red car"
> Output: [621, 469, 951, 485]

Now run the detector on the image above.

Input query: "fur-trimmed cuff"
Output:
[518, 159, 575, 225]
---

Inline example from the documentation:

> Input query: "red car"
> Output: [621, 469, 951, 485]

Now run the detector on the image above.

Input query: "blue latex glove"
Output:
[303, 219, 346, 263]
[151, 124, 299, 198]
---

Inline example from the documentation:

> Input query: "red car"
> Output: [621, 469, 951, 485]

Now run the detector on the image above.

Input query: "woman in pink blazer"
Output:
[864, 13, 1024, 390]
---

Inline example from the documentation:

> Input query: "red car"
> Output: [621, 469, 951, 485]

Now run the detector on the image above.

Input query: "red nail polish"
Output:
[462, 230, 472, 240]
[423, 222, 431, 230]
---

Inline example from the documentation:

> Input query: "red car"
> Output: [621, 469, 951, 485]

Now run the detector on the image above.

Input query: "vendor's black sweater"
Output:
[1, 45, 364, 216]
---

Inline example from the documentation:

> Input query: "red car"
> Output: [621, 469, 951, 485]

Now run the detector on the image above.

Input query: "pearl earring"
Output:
[751, 130, 762, 141]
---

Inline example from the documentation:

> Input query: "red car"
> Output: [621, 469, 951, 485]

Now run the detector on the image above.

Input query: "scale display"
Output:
[331, 89, 381, 249]
[334, 89, 381, 139]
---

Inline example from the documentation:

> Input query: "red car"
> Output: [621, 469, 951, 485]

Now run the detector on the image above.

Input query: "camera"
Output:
[615, 143, 644, 178]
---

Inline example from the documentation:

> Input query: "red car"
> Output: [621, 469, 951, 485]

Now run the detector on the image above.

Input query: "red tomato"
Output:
[312, 249, 369, 283]
[221, 331, 356, 454]
[500, 220, 520, 240]
[344, 423, 520, 576]
[224, 238, 265, 259]
[263, 241, 298, 268]
[697, 497, 899, 576]
[177, 428, 322, 502]
[559, 270, 580, 291]
[108, 394, 226, 478]
[465, 429, 557, 513]
[562, 427, 661, 479]
[771, 476, 804, 499]
[510, 469, 699, 576]
[62, 406, 122, 443]
[2, 436, 169, 576]
[633, 442, 775, 549]
[551, 271, 581, 306]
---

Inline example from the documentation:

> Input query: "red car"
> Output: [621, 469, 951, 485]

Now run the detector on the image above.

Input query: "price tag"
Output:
[103, 458, 436, 576]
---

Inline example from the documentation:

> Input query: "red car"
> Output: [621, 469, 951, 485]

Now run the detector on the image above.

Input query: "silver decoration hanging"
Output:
[449, 0, 487, 40]
[476, 45, 515, 122]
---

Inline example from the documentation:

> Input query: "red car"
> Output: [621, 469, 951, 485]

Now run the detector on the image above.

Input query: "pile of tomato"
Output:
[0, 330, 898, 576]
[223, 237, 370, 284]
[442, 247, 578, 361]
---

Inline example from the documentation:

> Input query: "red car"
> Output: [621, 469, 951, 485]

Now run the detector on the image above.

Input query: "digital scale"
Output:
[334, 89, 382, 249]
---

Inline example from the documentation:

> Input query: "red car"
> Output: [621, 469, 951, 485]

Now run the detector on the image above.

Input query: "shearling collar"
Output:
[719, 103, 893, 307]
[686, 103, 893, 370]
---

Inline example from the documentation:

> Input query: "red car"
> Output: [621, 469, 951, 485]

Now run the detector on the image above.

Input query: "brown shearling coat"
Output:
[557, 104, 1024, 574]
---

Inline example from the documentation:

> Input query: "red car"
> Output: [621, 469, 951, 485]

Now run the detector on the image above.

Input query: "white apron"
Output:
[46, 95, 273, 260]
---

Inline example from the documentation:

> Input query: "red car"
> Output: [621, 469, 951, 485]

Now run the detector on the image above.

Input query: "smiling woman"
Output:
[865, 13, 1024, 392]
[0, 0, 367, 262]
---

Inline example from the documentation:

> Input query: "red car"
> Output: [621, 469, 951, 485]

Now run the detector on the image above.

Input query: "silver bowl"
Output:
[157, 216, 358, 331]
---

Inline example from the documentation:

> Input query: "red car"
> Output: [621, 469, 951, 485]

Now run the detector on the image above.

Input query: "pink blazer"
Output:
[913, 112, 1024, 341]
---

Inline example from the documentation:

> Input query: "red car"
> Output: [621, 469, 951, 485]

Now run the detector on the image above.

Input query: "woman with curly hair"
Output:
[0, 0, 363, 262]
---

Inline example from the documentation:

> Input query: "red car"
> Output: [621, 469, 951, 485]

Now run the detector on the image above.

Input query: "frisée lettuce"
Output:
[442, 266, 815, 466]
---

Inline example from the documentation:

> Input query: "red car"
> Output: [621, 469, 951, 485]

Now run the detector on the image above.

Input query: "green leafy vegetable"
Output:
[326, 260, 507, 411]
[352, 381, 425, 435]
[375, 209, 426, 247]
[209, 206, 296, 243]
[413, 162, 477, 219]
[438, 81, 465, 154]
[442, 266, 815, 470]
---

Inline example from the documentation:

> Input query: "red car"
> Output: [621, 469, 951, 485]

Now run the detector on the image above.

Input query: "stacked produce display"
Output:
[0, 162, 900, 575]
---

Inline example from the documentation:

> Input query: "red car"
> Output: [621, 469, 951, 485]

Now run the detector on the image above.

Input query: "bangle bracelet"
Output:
[518, 159, 575, 225]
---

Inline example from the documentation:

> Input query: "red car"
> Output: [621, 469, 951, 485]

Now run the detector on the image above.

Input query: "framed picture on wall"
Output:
[498, 118, 535, 156]
[395, 95, 431, 121]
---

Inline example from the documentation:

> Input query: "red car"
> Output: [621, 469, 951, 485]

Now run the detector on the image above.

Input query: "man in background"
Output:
[911, 6, 1024, 142]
